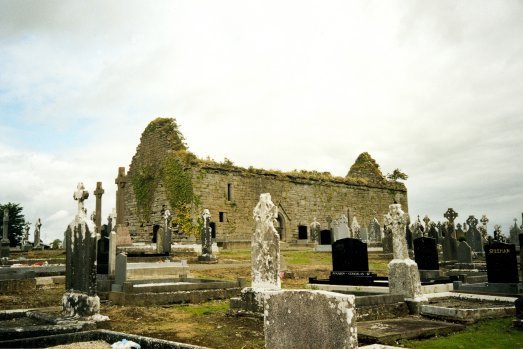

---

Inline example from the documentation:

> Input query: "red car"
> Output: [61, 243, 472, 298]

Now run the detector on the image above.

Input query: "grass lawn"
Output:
[402, 318, 523, 349]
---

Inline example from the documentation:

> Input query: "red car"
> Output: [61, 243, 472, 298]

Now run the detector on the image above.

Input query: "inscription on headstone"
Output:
[484, 242, 518, 283]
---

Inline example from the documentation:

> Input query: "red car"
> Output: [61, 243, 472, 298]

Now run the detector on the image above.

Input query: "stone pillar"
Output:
[1, 208, 9, 258]
[252, 193, 281, 290]
[93, 182, 104, 238]
[109, 231, 117, 276]
[63, 182, 100, 318]
[163, 209, 172, 254]
[198, 209, 216, 262]
[385, 204, 425, 301]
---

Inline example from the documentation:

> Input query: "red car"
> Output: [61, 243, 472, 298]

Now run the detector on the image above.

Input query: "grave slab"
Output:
[357, 317, 465, 345]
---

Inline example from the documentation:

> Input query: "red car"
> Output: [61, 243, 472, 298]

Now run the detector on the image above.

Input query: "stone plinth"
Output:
[62, 291, 100, 317]
[388, 259, 424, 300]
[115, 225, 132, 246]
[263, 290, 358, 349]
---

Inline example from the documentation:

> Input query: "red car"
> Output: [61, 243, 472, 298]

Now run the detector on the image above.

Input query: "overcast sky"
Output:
[1, 1, 522, 244]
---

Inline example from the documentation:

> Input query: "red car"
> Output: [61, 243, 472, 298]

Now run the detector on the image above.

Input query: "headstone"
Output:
[457, 241, 473, 264]
[21, 223, 31, 251]
[414, 237, 439, 270]
[466, 215, 482, 253]
[309, 218, 321, 243]
[405, 223, 414, 250]
[319, 229, 332, 245]
[427, 222, 439, 242]
[442, 235, 458, 262]
[368, 217, 381, 242]
[96, 225, 110, 274]
[108, 230, 117, 276]
[484, 241, 518, 283]
[444, 208, 458, 239]
[385, 204, 425, 300]
[332, 214, 350, 242]
[1, 208, 10, 258]
[382, 226, 393, 253]
[63, 182, 100, 317]
[263, 290, 358, 349]
[93, 182, 104, 238]
[198, 209, 216, 262]
[330, 238, 374, 285]
[510, 219, 522, 247]
[455, 223, 465, 240]
[33, 218, 42, 249]
[114, 167, 132, 245]
[411, 216, 423, 239]
[163, 209, 172, 254]
[351, 217, 361, 240]
[493, 225, 507, 242]
[252, 193, 280, 289]
[480, 214, 489, 242]
[359, 227, 368, 242]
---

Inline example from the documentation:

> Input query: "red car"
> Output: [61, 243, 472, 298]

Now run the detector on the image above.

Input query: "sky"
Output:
[1, 1, 522, 244]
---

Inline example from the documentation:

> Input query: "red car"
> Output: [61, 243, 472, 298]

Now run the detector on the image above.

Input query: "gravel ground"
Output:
[46, 340, 111, 348]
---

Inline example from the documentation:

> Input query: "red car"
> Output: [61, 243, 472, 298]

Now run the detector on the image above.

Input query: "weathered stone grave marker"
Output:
[332, 214, 350, 242]
[198, 209, 216, 262]
[368, 216, 381, 242]
[114, 167, 132, 245]
[457, 241, 473, 264]
[63, 182, 100, 317]
[93, 181, 104, 238]
[386, 204, 425, 300]
[310, 218, 320, 244]
[33, 218, 42, 249]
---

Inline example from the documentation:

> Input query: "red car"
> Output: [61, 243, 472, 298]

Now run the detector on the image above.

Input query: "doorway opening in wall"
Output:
[210, 222, 216, 239]
[152, 224, 160, 243]
[275, 213, 286, 240]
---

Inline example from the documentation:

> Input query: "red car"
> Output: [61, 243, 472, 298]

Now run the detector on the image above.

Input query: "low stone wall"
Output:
[109, 287, 241, 306]
[0, 278, 36, 293]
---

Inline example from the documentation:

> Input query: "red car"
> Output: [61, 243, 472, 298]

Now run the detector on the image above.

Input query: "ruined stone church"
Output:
[118, 118, 407, 246]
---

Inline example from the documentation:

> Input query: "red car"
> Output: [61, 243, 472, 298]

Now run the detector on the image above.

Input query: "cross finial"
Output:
[444, 208, 458, 223]
[480, 214, 489, 225]
[74, 182, 89, 217]
[94, 182, 105, 197]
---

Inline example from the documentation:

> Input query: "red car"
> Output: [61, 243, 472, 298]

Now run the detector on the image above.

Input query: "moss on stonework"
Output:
[143, 117, 187, 151]
[346, 152, 385, 182]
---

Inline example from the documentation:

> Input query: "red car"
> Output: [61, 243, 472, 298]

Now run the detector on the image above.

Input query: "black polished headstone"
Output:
[414, 237, 439, 270]
[332, 238, 369, 272]
[319, 230, 332, 245]
[298, 225, 307, 240]
[97, 235, 109, 275]
[406, 225, 413, 250]
[484, 241, 519, 283]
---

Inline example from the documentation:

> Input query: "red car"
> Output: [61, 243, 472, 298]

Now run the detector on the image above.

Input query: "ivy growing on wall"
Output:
[131, 165, 158, 220]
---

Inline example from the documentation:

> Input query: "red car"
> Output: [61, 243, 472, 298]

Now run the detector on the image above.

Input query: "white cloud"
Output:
[0, 1, 522, 241]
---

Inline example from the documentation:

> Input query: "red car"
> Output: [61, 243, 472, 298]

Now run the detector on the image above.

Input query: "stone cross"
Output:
[1, 208, 8, 243]
[252, 193, 280, 289]
[74, 182, 89, 217]
[34, 218, 42, 248]
[521, 213, 523, 230]
[384, 204, 410, 260]
[309, 218, 321, 243]
[114, 167, 127, 226]
[466, 215, 478, 228]
[444, 208, 458, 238]
[93, 182, 104, 237]
[200, 209, 212, 257]
[480, 214, 489, 228]
[423, 215, 430, 231]
[385, 203, 424, 300]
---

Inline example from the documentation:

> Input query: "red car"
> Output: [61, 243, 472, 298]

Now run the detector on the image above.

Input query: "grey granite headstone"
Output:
[351, 217, 361, 240]
[510, 219, 522, 247]
[382, 226, 393, 253]
[368, 217, 381, 242]
[114, 252, 128, 286]
[332, 214, 350, 242]
[457, 241, 473, 264]
[444, 208, 458, 239]
[466, 215, 483, 253]
[442, 236, 458, 262]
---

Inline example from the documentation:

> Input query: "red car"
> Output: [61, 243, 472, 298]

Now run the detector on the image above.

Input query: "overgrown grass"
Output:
[402, 318, 523, 349]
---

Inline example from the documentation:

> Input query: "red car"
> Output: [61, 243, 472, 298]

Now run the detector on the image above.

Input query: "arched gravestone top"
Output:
[484, 241, 518, 283]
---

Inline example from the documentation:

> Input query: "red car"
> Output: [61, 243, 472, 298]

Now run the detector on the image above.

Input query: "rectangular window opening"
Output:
[219, 212, 225, 223]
